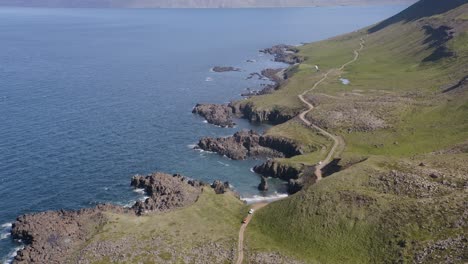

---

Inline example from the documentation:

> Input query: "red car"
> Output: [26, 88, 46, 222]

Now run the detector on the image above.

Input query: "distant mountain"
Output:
[0, 0, 417, 8]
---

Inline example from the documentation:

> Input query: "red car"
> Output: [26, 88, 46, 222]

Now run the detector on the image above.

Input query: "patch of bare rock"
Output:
[414, 235, 467, 264]
[248, 251, 305, 264]
[369, 170, 453, 198]
[131, 172, 204, 215]
[11, 204, 130, 264]
[195, 129, 303, 160]
[305, 93, 414, 132]
[192, 103, 236, 127]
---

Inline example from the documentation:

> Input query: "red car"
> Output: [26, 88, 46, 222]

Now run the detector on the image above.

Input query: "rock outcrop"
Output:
[258, 177, 269, 191]
[131, 172, 204, 215]
[211, 180, 230, 194]
[212, 66, 241, 72]
[243, 68, 286, 97]
[192, 103, 235, 128]
[260, 44, 304, 65]
[230, 102, 296, 124]
[11, 204, 130, 264]
[253, 160, 303, 181]
[196, 130, 284, 160]
[196, 130, 302, 160]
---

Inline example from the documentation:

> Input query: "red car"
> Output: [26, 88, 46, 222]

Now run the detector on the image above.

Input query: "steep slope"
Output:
[244, 1, 468, 263]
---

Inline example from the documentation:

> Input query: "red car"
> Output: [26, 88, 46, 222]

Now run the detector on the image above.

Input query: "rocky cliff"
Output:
[131, 172, 204, 215]
[11, 204, 130, 264]
[196, 130, 302, 160]
[192, 103, 236, 127]
[253, 160, 303, 181]
[230, 102, 297, 124]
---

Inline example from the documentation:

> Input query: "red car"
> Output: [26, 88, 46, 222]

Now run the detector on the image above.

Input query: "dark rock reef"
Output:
[212, 66, 241, 72]
[196, 130, 302, 160]
[131, 172, 204, 215]
[260, 44, 304, 65]
[11, 204, 130, 264]
[258, 176, 269, 191]
[192, 103, 236, 128]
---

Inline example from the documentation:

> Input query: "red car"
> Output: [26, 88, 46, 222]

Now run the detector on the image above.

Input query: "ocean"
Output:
[0, 5, 408, 261]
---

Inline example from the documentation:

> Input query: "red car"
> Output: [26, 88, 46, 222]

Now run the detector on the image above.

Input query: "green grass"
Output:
[242, 3, 468, 263]
[77, 189, 247, 263]
[78, 3, 468, 263]
[247, 156, 467, 263]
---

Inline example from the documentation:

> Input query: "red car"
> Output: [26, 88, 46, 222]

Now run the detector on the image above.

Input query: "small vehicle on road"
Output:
[248, 209, 255, 214]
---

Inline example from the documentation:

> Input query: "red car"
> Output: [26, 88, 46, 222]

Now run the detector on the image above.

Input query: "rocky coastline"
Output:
[192, 44, 309, 193]
[195, 130, 303, 160]
[8, 43, 305, 263]
[260, 44, 304, 65]
[10, 173, 231, 264]
[192, 103, 236, 128]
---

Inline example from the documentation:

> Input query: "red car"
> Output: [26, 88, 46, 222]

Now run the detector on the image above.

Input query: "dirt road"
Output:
[235, 202, 268, 264]
[298, 37, 365, 180]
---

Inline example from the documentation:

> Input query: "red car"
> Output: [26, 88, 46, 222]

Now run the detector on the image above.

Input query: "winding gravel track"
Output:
[298, 37, 365, 180]
[235, 203, 268, 264]
[234, 37, 365, 264]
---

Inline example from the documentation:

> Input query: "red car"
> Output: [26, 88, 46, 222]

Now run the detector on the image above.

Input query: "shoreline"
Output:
[4, 43, 296, 263]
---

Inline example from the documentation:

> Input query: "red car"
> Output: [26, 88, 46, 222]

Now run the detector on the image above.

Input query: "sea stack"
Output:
[258, 176, 269, 191]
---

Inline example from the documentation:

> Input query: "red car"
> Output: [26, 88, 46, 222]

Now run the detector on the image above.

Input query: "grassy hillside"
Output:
[244, 1, 468, 263]
[74, 189, 246, 264]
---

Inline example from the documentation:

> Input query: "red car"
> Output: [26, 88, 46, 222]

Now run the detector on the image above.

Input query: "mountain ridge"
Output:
[0, 0, 417, 8]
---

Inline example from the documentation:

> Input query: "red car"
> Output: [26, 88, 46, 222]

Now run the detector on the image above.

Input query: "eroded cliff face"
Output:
[253, 160, 303, 181]
[230, 102, 297, 125]
[195, 130, 303, 161]
[11, 204, 130, 264]
[192, 103, 236, 128]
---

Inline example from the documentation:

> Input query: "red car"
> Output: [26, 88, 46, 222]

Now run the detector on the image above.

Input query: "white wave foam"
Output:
[187, 144, 197, 149]
[1, 223, 12, 228]
[249, 168, 255, 173]
[205, 77, 213, 82]
[0, 223, 12, 240]
[0, 233, 11, 240]
[2, 246, 24, 264]
[203, 120, 208, 123]
[241, 193, 288, 204]
[217, 161, 230, 167]
[133, 188, 145, 195]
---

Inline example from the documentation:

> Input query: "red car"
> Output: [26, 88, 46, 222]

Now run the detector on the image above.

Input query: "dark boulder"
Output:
[258, 177, 269, 191]
[211, 180, 230, 194]
[212, 66, 241, 72]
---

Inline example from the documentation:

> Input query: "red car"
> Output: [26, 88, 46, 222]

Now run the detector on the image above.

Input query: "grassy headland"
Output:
[243, 1, 467, 263]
